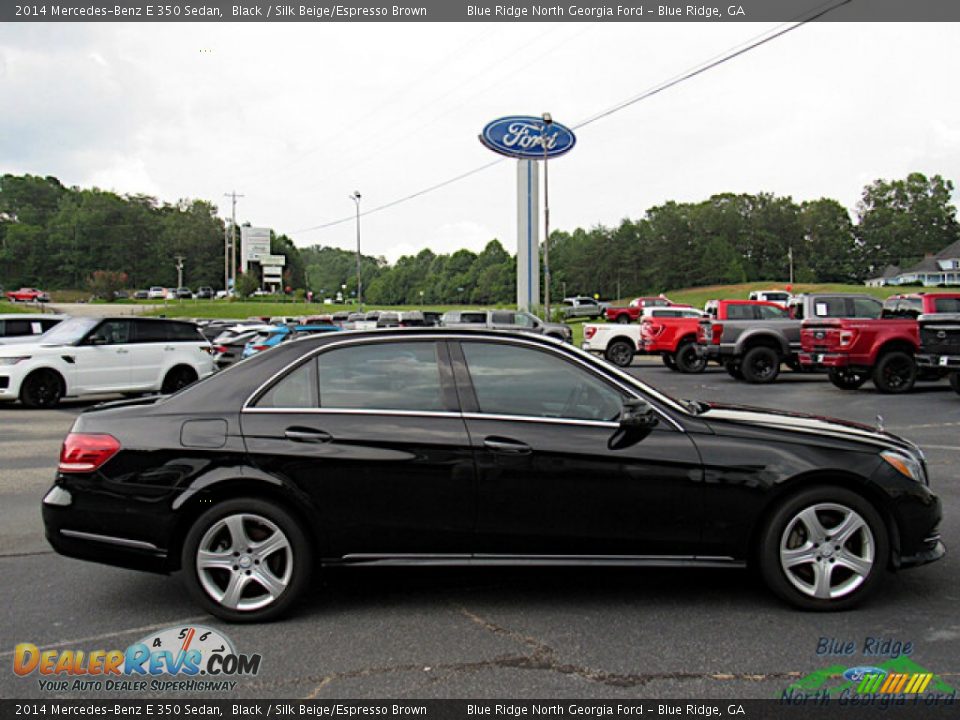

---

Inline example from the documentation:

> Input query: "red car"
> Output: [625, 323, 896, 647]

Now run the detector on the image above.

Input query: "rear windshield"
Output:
[933, 297, 960, 313]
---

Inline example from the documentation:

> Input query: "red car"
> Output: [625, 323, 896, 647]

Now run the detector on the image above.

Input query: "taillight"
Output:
[839, 330, 857, 347]
[253, 344, 268, 351]
[584, 327, 597, 339]
[642, 320, 663, 338]
[59, 433, 121, 473]
[213, 345, 228, 354]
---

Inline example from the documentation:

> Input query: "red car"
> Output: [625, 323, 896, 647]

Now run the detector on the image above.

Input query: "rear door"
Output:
[129, 320, 168, 389]
[241, 339, 476, 557]
[453, 339, 704, 557]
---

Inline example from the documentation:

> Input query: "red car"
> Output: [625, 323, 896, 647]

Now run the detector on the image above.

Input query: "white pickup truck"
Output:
[580, 323, 643, 367]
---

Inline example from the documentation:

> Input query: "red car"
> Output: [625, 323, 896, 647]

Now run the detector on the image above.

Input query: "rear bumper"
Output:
[916, 353, 960, 370]
[798, 351, 850, 368]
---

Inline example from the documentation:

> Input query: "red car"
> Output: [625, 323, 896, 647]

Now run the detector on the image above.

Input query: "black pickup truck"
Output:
[916, 313, 960, 394]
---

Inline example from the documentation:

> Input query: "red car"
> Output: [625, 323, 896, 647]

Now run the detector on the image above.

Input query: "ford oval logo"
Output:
[480, 116, 576, 159]
[843, 666, 887, 682]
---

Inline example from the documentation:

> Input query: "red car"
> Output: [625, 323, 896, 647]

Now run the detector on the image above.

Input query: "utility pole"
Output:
[175, 255, 185, 300]
[349, 191, 363, 306]
[788, 246, 794, 284]
[223, 221, 229, 293]
[541, 112, 553, 320]
[224, 191, 244, 294]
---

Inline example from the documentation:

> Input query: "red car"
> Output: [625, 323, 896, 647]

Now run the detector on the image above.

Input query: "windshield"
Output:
[37, 317, 98, 345]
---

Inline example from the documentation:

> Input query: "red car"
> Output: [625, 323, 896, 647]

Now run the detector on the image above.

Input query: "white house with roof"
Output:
[866, 239, 960, 287]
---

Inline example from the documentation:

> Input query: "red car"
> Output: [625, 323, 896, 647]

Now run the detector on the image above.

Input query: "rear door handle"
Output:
[116, 348, 129, 354]
[483, 437, 532, 455]
[284, 428, 332, 443]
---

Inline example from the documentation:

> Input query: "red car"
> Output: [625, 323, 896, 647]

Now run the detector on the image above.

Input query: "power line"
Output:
[291, 0, 852, 238]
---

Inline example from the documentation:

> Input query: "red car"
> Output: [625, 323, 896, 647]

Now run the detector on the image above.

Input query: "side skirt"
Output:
[325, 554, 745, 569]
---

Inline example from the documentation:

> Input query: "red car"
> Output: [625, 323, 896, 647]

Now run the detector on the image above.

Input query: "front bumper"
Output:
[916, 353, 960, 370]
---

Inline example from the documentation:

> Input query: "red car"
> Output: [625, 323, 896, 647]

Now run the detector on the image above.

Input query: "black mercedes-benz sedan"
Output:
[42, 328, 944, 621]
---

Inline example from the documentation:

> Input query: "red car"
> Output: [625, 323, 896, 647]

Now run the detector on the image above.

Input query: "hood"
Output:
[698, 402, 920, 455]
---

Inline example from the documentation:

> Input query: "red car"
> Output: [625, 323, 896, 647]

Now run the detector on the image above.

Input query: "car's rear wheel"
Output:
[828, 368, 868, 390]
[674, 340, 706, 374]
[661, 354, 678, 371]
[605, 340, 634, 367]
[20, 369, 64, 409]
[759, 486, 888, 611]
[161, 366, 197, 394]
[872, 351, 916, 394]
[181, 498, 312, 622]
[615, 315, 630, 324]
[950, 372, 960, 394]
[724, 361, 743, 380]
[741, 346, 781, 384]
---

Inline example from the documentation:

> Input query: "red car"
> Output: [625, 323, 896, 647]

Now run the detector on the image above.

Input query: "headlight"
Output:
[0, 356, 30, 366]
[880, 450, 926, 484]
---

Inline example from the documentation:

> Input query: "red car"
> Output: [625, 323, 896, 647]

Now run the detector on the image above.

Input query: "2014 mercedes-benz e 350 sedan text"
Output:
[42, 328, 944, 621]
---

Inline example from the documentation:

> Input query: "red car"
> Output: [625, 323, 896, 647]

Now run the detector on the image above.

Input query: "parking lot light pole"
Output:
[175, 255, 185, 303]
[541, 112, 553, 320]
[350, 191, 362, 306]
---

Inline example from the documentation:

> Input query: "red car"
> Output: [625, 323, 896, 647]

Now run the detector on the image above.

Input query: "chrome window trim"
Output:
[244, 407, 462, 419]
[241, 332, 685, 431]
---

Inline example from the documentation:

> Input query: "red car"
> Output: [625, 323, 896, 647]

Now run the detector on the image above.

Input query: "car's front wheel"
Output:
[181, 498, 312, 622]
[20, 369, 64, 408]
[759, 486, 888, 611]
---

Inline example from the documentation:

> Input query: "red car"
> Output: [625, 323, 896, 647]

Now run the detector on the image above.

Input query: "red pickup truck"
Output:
[638, 306, 708, 372]
[605, 295, 675, 324]
[5, 287, 49, 303]
[799, 292, 960, 393]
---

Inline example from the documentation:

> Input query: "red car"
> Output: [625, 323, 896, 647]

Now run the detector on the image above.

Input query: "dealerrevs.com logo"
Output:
[13, 625, 261, 693]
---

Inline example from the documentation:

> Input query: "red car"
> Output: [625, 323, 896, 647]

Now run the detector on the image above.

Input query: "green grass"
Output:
[0, 301, 49, 314]
[656, 281, 900, 309]
[143, 300, 493, 320]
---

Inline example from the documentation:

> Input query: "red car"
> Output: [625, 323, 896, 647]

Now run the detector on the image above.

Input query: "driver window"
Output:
[461, 342, 624, 421]
[91, 320, 132, 345]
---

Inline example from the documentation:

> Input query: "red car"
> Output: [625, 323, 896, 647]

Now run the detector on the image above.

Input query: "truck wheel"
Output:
[951, 373, 960, 394]
[741, 346, 781, 384]
[872, 352, 916, 394]
[615, 315, 630, 324]
[674, 340, 706, 374]
[662, 354, 678, 371]
[828, 368, 868, 391]
[725, 361, 744, 380]
[604, 340, 634, 368]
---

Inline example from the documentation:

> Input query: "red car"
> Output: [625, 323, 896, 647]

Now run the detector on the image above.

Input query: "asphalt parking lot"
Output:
[1, 359, 957, 700]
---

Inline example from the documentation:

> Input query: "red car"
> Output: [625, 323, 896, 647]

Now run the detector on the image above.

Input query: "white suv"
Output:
[0, 317, 216, 408]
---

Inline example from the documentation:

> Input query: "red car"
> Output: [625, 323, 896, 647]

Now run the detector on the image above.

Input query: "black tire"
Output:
[674, 340, 706, 374]
[950, 372, 960, 394]
[20, 369, 64, 408]
[605, 340, 634, 368]
[181, 497, 313, 622]
[828, 368, 868, 391]
[871, 351, 917, 394]
[725, 361, 744, 380]
[741, 346, 781, 384]
[661, 354, 678, 371]
[161, 366, 198, 394]
[759, 486, 888, 611]
[615, 315, 630, 324]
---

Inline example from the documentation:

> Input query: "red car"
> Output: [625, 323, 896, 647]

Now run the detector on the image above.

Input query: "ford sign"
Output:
[480, 116, 576, 159]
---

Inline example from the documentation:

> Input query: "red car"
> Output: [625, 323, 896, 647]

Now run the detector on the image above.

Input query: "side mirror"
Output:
[620, 398, 659, 430]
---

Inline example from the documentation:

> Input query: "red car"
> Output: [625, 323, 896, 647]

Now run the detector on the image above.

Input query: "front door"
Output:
[453, 339, 704, 558]
[240, 339, 476, 558]
[72, 319, 133, 393]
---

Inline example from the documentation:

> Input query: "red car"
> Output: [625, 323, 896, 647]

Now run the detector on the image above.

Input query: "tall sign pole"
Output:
[224, 190, 244, 293]
[479, 116, 575, 315]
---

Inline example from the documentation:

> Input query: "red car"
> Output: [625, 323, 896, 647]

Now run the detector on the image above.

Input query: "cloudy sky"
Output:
[1, 20, 958, 261]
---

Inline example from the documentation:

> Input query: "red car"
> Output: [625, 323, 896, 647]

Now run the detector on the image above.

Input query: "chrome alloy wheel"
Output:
[779, 503, 875, 600]
[196, 513, 293, 611]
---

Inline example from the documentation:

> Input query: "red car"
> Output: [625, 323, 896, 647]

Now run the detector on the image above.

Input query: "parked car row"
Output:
[582, 291, 960, 397]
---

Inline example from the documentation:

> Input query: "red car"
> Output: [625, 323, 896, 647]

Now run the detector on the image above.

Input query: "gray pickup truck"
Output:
[441, 309, 573, 342]
[697, 293, 883, 383]
[559, 296, 607, 320]
[917, 312, 960, 395]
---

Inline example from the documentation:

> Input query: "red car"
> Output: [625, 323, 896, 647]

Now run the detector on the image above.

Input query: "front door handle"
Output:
[116, 348, 129, 354]
[284, 428, 332, 444]
[483, 437, 532, 455]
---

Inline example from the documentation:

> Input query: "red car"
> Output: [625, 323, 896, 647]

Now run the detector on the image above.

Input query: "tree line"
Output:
[1, 172, 956, 303]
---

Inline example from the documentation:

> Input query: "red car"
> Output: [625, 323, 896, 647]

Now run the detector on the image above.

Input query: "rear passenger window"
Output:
[757, 305, 788, 319]
[318, 342, 445, 411]
[135, 321, 168, 343]
[169, 322, 203, 341]
[256, 360, 318, 409]
[726, 305, 753, 320]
